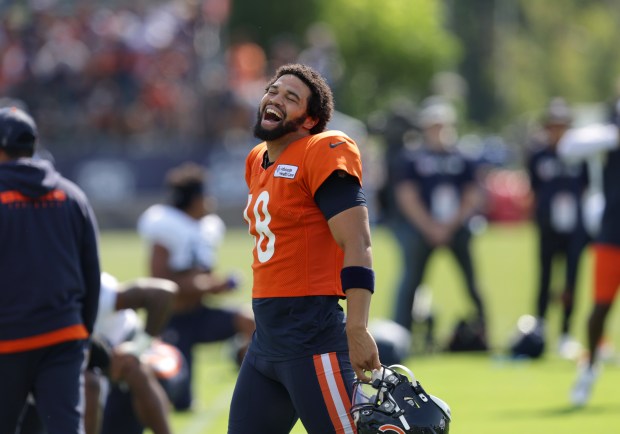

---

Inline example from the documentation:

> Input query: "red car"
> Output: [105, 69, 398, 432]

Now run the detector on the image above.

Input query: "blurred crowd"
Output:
[0, 1, 342, 157]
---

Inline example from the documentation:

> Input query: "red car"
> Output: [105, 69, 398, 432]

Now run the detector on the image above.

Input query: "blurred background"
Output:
[1, 0, 619, 228]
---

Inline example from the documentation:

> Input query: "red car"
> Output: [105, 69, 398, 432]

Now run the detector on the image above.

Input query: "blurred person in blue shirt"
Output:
[391, 97, 488, 350]
[525, 98, 589, 359]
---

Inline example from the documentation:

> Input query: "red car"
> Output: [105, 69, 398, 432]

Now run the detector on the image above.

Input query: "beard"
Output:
[253, 110, 307, 141]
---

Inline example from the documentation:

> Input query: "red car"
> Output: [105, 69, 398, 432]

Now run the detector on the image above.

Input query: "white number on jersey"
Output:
[244, 191, 275, 263]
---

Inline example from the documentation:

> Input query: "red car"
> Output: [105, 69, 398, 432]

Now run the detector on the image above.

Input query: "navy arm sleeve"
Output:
[314, 171, 367, 220]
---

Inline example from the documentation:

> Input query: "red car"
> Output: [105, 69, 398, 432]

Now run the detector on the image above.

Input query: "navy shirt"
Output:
[395, 147, 476, 224]
[527, 145, 588, 231]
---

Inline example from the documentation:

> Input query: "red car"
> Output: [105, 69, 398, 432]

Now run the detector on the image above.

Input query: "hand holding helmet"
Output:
[351, 364, 451, 434]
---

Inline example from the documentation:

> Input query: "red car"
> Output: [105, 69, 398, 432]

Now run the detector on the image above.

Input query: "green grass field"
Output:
[100, 223, 620, 434]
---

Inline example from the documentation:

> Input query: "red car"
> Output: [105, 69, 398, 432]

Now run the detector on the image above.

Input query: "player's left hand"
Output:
[347, 325, 381, 382]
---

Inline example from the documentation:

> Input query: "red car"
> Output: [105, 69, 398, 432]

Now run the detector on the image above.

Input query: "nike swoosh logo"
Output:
[329, 141, 346, 148]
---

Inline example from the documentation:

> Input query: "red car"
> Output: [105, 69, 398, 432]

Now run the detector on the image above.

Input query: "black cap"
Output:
[0, 107, 38, 150]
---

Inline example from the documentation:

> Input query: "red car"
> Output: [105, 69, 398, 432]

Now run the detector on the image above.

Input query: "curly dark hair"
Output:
[268, 63, 334, 134]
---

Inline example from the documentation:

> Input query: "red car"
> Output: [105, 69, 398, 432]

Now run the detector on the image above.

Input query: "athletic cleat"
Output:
[570, 363, 599, 406]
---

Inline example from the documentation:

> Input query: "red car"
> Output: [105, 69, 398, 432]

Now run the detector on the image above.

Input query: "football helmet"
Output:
[351, 364, 451, 434]
[509, 314, 545, 359]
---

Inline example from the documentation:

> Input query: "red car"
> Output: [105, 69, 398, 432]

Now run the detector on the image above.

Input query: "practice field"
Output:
[100, 223, 620, 434]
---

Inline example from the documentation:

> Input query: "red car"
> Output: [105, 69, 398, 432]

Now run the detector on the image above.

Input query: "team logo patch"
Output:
[274, 164, 298, 179]
[378, 424, 406, 434]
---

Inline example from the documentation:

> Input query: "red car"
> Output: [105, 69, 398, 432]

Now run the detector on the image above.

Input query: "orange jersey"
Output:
[243, 130, 363, 298]
[593, 243, 620, 303]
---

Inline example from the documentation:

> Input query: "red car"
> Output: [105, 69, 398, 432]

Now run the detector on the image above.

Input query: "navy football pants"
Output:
[228, 351, 357, 434]
[536, 225, 589, 333]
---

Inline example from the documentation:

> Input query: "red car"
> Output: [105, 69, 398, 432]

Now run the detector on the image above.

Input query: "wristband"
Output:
[340, 266, 375, 294]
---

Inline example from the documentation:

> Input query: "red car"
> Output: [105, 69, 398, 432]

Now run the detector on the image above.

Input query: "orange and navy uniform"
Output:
[229, 130, 362, 434]
[243, 130, 363, 361]
[244, 130, 362, 299]
[0, 159, 100, 353]
[594, 147, 620, 303]
[244, 131, 362, 360]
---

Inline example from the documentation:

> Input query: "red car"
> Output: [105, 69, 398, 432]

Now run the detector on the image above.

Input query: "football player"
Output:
[137, 162, 255, 411]
[558, 98, 620, 406]
[88, 272, 184, 434]
[228, 63, 380, 434]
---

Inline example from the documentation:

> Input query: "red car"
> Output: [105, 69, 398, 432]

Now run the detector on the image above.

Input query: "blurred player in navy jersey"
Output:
[558, 98, 620, 406]
[228, 63, 380, 434]
[137, 162, 255, 411]
[526, 98, 589, 358]
[391, 97, 488, 345]
[0, 106, 100, 434]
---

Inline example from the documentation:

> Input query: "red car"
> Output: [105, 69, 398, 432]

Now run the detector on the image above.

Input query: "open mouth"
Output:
[263, 107, 283, 125]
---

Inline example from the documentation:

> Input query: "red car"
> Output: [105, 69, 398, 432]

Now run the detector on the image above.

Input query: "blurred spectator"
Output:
[227, 41, 268, 110]
[370, 98, 418, 226]
[298, 21, 344, 89]
[266, 33, 300, 75]
[525, 97, 589, 359]
[390, 96, 488, 349]
[0, 1, 254, 155]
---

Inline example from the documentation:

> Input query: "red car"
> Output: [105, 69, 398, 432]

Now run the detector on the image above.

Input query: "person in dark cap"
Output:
[0, 107, 37, 148]
[0, 106, 101, 433]
[525, 97, 589, 359]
